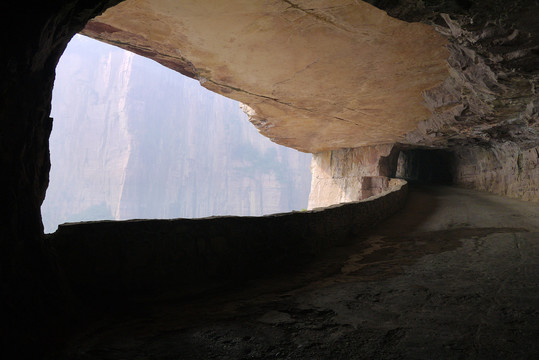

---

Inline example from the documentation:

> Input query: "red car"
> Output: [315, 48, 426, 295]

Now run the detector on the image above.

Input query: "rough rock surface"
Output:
[308, 145, 399, 208]
[81, 0, 449, 152]
[403, 6, 539, 149]
[80, 0, 539, 155]
[453, 143, 539, 201]
[309, 142, 539, 206]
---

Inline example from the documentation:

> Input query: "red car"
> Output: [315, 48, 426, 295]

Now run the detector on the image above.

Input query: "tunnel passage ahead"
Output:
[396, 148, 454, 184]
[58, 185, 539, 359]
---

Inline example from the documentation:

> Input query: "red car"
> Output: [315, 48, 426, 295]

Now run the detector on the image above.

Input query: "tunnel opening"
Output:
[41, 34, 312, 233]
[396, 148, 454, 185]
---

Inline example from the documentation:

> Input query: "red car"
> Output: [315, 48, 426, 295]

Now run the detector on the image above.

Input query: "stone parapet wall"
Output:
[50, 179, 407, 303]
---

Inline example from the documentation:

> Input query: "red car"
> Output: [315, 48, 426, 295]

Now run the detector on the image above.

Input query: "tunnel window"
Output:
[396, 148, 454, 184]
[41, 35, 312, 233]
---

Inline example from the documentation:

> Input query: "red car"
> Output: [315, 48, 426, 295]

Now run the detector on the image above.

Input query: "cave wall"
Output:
[79, 0, 450, 152]
[396, 149, 454, 184]
[310, 141, 539, 206]
[453, 143, 539, 202]
[0, 0, 124, 356]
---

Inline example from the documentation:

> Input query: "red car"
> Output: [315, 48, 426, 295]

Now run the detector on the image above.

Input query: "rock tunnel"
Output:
[396, 148, 454, 184]
[1, 0, 538, 358]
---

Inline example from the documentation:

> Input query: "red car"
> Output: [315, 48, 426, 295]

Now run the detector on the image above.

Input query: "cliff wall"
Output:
[453, 143, 539, 202]
[309, 142, 538, 207]
[81, 0, 450, 152]
[308, 145, 400, 208]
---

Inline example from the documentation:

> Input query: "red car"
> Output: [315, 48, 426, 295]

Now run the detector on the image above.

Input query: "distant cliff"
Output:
[42, 35, 311, 233]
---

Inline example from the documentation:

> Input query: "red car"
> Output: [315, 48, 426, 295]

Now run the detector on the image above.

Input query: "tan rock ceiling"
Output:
[82, 0, 449, 152]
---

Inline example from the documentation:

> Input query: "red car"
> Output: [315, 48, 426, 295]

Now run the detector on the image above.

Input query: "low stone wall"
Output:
[49, 180, 407, 303]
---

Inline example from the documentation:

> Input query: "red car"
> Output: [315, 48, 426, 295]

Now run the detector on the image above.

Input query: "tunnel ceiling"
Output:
[81, 0, 539, 153]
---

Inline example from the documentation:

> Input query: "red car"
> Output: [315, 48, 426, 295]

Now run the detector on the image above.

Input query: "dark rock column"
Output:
[0, 1, 123, 356]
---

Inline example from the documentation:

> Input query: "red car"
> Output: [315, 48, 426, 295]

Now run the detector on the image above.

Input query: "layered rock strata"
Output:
[403, 8, 539, 150]
[310, 142, 539, 206]
[308, 145, 400, 208]
[453, 143, 539, 201]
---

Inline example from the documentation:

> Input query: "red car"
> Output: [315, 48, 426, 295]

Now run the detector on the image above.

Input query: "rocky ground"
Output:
[58, 185, 539, 359]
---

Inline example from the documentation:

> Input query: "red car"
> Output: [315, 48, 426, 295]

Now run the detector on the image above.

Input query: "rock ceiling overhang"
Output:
[81, 0, 451, 153]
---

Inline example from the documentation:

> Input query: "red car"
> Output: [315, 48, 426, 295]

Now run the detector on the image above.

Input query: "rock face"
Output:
[81, 0, 449, 152]
[402, 9, 539, 150]
[42, 35, 311, 232]
[453, 143, 539, 201]
[80, 0, 539, 153]
[44, 35, 134, 229]
[79, 0, 538, 205]
[308, 145, 398, 208]
[310, 141, 539, 206]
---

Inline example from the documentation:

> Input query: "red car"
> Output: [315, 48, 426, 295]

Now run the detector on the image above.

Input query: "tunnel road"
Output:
[60, 185, 539, 359]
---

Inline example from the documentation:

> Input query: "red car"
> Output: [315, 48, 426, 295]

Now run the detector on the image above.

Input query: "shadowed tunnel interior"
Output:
[396, 149, 454, 185]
